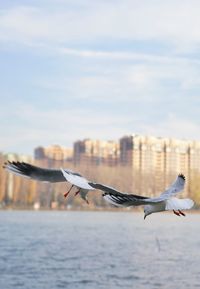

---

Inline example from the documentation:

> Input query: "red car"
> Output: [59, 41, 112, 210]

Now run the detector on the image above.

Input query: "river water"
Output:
[0, 211, 199, 289]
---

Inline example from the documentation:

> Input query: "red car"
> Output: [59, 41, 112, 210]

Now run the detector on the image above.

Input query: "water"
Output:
[0, 211, 200, 289]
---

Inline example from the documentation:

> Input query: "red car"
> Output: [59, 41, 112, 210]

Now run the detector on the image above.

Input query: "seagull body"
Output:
[4, 161, 194, 218]
[60, 168, 94, 204]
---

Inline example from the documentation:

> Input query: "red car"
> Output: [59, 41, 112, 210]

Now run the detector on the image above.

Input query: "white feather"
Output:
[160, 175, 185, 200]
[61, 168, 95, 190]
[165, 198, 194, 211]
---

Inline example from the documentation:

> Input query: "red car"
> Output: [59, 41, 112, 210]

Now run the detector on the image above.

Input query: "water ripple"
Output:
[0, 211, 199, 289]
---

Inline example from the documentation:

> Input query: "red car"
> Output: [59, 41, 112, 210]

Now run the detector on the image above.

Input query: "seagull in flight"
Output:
[4, 161, 194, 218]
[4, 161, 95, 204]
[90, 175, 194, 219]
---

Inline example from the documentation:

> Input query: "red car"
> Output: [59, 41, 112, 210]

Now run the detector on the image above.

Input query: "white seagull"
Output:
[90, 175, 194, 219]
[4, 161, 194, 218]
[4, 161, 95, 204]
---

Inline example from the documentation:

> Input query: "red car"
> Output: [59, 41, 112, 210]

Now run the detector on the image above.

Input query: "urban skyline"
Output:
[1, 131, 200, 210]
[34, 133, 200, 197]
[3, 131, 200, 158]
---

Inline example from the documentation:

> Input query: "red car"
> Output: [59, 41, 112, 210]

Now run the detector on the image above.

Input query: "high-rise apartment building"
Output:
[34, 145, 73, 162]
[74, 139, 119, 166]
[120, 134, 200, 196]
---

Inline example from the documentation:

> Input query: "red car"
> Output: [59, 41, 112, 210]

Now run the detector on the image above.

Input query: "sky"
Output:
[0, 0, 200, 155]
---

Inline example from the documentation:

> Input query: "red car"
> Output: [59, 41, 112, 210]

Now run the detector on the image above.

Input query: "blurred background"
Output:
[0, 1, 200, 288]
[1, 136, 200, 210]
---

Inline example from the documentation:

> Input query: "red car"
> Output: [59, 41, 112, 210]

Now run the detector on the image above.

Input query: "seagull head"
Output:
[144, 205, 152, 219]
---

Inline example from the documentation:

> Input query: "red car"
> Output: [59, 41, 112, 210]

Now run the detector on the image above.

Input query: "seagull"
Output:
[3, 161, 95, 204]
[89, 174, 194, 219]
[4, 161, 194, 218]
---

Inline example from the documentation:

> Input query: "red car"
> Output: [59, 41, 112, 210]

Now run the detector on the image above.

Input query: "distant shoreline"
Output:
[0, 207, 198, 213]
[0, 206, 136, 212]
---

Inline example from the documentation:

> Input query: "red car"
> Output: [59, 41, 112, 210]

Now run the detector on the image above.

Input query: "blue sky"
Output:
[1, 0, 200, 155]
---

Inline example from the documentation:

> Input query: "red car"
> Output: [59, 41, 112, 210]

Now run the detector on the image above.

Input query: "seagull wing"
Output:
[165, 198, 194, 211]
[147, 174, 186, 203]
[160, 174, 185, 199]
[61, 169, 95, 190]
[140, 174, 185, 203]
[4, 161, 82, 183]
[89, 183, 150, 206]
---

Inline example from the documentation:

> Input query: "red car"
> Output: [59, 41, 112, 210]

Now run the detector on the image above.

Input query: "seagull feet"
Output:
[178, 210, 186, 216]
[63, 185, 74, 198]
[74, 189, 80, 196]
[173, 210, 180, 216]
[63, 191, 70, 198]
[173, 210, 186, 217]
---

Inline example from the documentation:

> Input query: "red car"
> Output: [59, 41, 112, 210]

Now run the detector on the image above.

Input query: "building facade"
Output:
[120, 134, 200, 196]
[74, 139, 119, 166]
[34, 145, 73, 162]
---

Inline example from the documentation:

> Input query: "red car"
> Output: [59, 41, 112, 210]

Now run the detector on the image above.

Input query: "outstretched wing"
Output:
[158, 174, 186, 200]
[4, 161, 82, 183]
[90, 182, 150, 207]
[165, 198, 194, 211]
[142, 174, 186, 204]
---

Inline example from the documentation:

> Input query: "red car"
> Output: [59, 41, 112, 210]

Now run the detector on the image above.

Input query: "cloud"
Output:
[1, 1, 200, 51]
[1, 103, 200, 155]
[1, 1, 200, 155]
[140, 114, 200, 141]
[0, 104, 134, 154]
[59, 47, 200, 66]
[33, 53, 200, 105]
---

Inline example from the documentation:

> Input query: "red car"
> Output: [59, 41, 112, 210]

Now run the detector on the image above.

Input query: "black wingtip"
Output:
[178, 174, 185, 180]
[3, 162, 9, 169]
